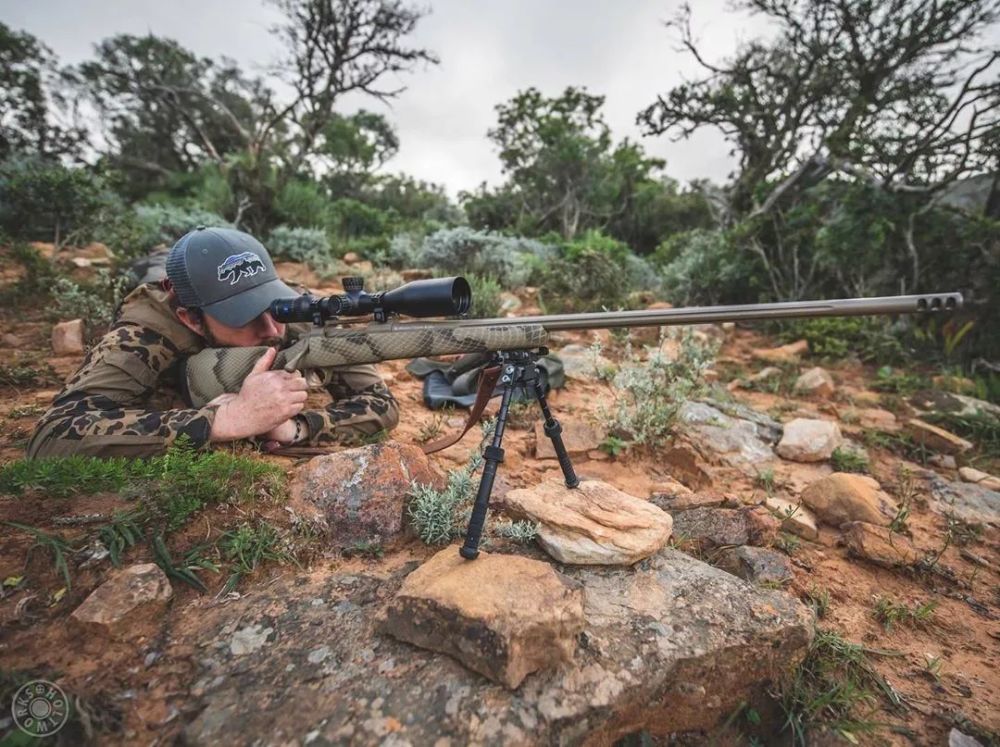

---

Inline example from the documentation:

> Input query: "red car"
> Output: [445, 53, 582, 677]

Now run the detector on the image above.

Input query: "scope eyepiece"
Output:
[269, 276, 471, 324]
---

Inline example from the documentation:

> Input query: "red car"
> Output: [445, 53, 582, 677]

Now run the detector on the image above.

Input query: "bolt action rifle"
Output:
[181, 275, 963, 560]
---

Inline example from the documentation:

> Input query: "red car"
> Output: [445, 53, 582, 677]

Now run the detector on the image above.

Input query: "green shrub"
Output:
[775, 317, 906, 364]
[51, 270, 131, 328]
[830, 446, 869, 474]
[417, 227, 555, 287]
[538, 249, 628, 312]
[598, 329, 719, 447]
[135, 204, 231, 247]
[0, 156, 110, 246]
[656, 229, 756, 305]
[330, 197, 393, 239]
[274, 179, 332, 229]
[466, 274, 503, 318]
[375, 232, 423, 269]
[266, 225, 333, 268]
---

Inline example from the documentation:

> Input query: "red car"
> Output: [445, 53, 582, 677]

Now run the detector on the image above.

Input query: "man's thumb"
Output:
[251, 347, 277, 374]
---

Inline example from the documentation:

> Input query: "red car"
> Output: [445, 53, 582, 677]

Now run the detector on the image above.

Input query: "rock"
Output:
[660, 445, 713, 490]
[841, 522, 919, 568]
[1, 333, 20, 347]
[533, 419, 607, 459]
[499, 291, 522, 313]
[182, 549, 814, 745]
[670, 506, 779, 549]
[764, 495, 819, 540]
[647, 475, 694, 500]
[749, 366, 782, 384]
[400, 268, 433, 282]
[949, 728, 985, 747]
[556, 344, 615, 381]
[751, 339, 809, 364]
[230, 624, 274, 656]
[776, 418, 843, 462]
[342, 251, 360, 264]
[677, 402, 775, 470]
[651, 491, 733, 513]
[794, 367, 835, 397]
[909, 390, 1000, 424]
[70, 256, 92, 268]
[932, 375, 979, 396]
[716, 546, 795, 584]
[289, 442, 446, 545]
[800, 473, 899, 527]
[51, 319, 85, 355]
[702, 399, 784, 445]
[928, 454, 958, 470]
[382, 547, 585, 688]
[928, 474, 1000, 525]
[29, 241, 56, 259]
[904, 418, 973, 455]
[503, 479, 672, 565]
[856, 408, 899, 432]
[959, 466, 992, 483]
[70, 563, 172, 639]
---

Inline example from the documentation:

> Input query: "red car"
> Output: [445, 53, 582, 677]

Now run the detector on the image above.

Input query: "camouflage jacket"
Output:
[27, 283, 399, 459]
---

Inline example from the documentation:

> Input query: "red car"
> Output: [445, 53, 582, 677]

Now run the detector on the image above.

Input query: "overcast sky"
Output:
[2, 0, 780, 195]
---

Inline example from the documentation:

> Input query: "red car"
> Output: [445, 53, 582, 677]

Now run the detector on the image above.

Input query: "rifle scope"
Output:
[269, 276, 471, 324]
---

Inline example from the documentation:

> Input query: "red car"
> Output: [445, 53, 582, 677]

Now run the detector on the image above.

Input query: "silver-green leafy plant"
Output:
[597, 327, 719, 447]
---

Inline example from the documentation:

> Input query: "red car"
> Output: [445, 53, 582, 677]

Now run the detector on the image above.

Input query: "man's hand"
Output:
[209, 348, 308, 442]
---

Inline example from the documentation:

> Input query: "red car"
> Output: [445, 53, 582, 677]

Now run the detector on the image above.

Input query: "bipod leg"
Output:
[460, 362, 517, 560]
[532, 367, 580, 489]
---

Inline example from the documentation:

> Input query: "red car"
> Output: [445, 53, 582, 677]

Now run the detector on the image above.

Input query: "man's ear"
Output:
[175, 307, 206, 337]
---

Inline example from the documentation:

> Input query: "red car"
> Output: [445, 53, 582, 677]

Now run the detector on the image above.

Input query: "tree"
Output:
[464, 86, 712, 249]
[0, 23, 84, 160]
[75, 0, 437, 230]
[639, 0, 1000, 220]
[319, 110, 400, 197]
[639, 0, 1000, 296]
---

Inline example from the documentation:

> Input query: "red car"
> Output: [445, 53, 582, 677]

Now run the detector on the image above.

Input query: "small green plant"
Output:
[599, 434, 629, 458]
[873, 596, 938, 631]
[492, 519, 539, 544]
[804, 587, 831, 620]
[754, 467, 776, 494]
[775, 317, 905, 364]
[342, 540, 385, 559]
[219, 521, 295, 593]
[3, 521, 80, 589]
[51, 269, 131, 328]
[830, 447, 869, 474]
[923, 653, 944, 681]
[7, 404, 44, 419]
[408, 421, 496, 545]
[151, 535, 219, 592]
[98, 510, 146, 567]
[871, 366, 930, 395]
[596, 329, 718, 448]
[779, 630, 895, 744]
[0, 363, 56, 388]
[774, 532, 801, 555]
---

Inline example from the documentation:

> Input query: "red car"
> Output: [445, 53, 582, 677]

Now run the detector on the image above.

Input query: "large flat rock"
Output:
[181, 549, 813, 745]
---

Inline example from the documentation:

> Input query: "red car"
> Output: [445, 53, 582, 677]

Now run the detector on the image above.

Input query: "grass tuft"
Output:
[873, 596, 938, 631]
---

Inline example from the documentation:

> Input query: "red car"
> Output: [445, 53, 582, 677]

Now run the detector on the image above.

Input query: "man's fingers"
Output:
[287, 390, 309, 404]
[250, 347, 278, 374]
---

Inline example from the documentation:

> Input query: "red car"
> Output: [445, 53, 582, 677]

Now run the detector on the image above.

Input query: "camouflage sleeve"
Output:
[26, 324, 218, 460]
[298, 364, 400, 446]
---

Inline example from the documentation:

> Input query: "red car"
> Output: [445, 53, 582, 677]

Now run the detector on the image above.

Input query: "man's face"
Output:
[201, 310, 286, 348]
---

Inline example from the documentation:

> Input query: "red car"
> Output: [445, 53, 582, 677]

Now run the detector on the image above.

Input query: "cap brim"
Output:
[201, 278, 299, 327]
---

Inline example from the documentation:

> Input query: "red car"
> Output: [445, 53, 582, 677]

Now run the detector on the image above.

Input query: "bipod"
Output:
[460, 348, 580, 560]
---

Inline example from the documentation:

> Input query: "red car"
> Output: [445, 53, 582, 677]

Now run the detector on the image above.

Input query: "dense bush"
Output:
[274, 179, 331, 229]
[416, 227, 555, 287]
[656, 229, 758, 305]
[538, 249, 629, 312]
[266, 225, 332, 266]
[775, 317, 907, 364]
[0, 156, 111, 246]
[135, 204, 231, 247]
[465, 274, 503, 319]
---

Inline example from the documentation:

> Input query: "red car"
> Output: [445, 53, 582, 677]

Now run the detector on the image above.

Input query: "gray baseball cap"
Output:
[165, 227, 298, 327]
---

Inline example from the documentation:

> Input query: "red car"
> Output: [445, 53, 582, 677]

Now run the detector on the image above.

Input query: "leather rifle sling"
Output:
[421, 364, 503, 455]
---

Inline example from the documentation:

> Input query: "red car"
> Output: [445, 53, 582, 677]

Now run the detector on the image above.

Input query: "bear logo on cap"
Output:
[217, 251, 266, 285]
